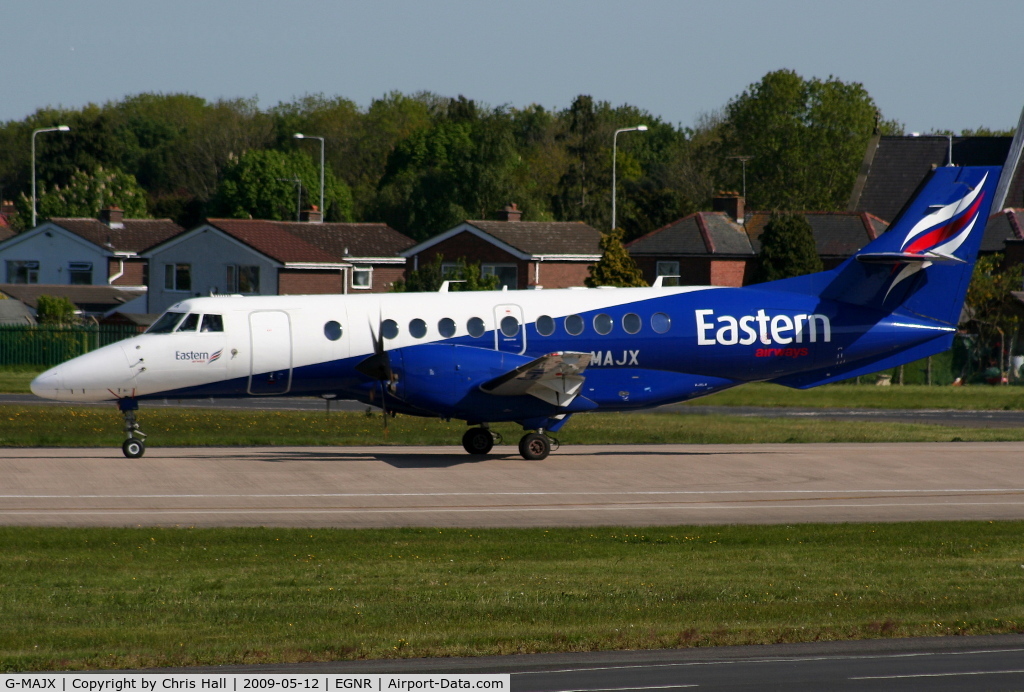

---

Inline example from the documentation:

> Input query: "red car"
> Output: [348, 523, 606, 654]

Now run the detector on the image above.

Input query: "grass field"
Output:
[3, 405, 1024, 447]
[1, 522, 1022, 671]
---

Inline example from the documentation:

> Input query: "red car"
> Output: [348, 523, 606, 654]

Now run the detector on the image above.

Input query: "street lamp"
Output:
[293, 133, 324, 220]
[727, 155, 754, 201]
[612, 125, 647, 230]
[31, 125, 71, 227]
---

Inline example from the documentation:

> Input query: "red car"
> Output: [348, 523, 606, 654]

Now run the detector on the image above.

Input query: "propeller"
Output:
[355, 311, 398, 434]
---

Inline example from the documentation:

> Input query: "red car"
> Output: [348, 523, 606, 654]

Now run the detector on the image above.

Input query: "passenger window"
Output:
[201, 314, 224, 332]
[324, 321, 342, 341]
[409, 318, 427, 339]
[500, 315, 520, 337]
[623, 313, 642, 335]
[564, 314, 584, 336]
[176, 313, 199, 332]
[467, 317, 486, 338]
[536, 315, 555, 336]
[593, 313, 613, 335]
[438, 317, 456, 338]
[652, 312, 672, 334]
[148, 311, 185, 334]
[382, 319, 399, 339]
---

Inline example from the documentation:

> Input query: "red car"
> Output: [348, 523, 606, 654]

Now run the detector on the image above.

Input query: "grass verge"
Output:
[1, 523, 1022, 671]
[3, 406, 1024, 447]
[687, 382, 1024, 410]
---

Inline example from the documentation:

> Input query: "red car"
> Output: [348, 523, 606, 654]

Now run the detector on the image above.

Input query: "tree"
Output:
[586, 228, 647, 287]
[391, 256, 499, 292]
[961, 253, 1023, 379]
[35, 295, 78, 325]
[756, 213, 823, 282]
[15, 166, 149, 226]
[210, 148, 352, 221]
[720, 70, 882, 211]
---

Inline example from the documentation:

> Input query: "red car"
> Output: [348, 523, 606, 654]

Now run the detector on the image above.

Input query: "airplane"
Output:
[31, 165, 1000, 460]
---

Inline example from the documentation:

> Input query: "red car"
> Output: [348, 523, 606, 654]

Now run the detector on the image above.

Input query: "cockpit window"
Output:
[176, 313, 200, 332]
[201, 314, 224, 332]
[147, 311, 186, 334]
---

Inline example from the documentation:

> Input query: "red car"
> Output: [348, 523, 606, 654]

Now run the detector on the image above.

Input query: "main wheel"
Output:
[462, 427, 494, 455]
[122, 438, 145, 459]
[518, 433, 551, 461]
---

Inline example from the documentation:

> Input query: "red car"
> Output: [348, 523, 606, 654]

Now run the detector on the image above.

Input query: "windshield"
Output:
[147, 311, 186, 334]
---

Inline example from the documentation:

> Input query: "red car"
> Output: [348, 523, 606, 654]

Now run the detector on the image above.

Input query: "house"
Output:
[0, 297, 35, 325]
[142, 213, 413, 313]
[0, 208, 183, 301]
[626, 197, 756, 287]
[0, 284, 147, 317]
[849, 134, 1024, 218]
[400, 205, 602, 289]
[626, 196, 887, 287]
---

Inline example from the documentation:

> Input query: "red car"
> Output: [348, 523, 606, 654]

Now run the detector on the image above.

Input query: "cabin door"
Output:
[248, 310, 292, 395]
[493, 304, 526, 354]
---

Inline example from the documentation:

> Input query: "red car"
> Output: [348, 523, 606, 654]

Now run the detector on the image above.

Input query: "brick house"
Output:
[143, 214, 413, 313]
[401, 205, 602, 289]
[627, 196, 887, 287]
[0, 208, 183, 295]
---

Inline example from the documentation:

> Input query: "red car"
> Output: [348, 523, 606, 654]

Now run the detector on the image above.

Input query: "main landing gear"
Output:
[462, 425, 557, 460]
[119, 398, 146, 459]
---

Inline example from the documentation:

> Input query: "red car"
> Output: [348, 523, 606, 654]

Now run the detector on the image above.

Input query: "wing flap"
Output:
[479, 351, 592, 407]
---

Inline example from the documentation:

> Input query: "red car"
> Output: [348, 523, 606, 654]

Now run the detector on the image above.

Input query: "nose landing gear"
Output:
[118, 398, 146, 459]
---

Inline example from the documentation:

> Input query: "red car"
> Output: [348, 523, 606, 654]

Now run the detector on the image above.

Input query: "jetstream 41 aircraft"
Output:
[32, 165, 1000, 460]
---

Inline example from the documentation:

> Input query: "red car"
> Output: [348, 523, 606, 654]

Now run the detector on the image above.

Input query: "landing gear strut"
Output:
[462, 425, 499, 455]
[119, 398, 146, 459]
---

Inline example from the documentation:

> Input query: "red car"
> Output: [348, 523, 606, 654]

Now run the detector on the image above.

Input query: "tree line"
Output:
[0, 70, 914, 242]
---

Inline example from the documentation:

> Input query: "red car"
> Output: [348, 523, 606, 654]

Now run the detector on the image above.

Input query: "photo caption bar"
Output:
[1, 675, 508, 692]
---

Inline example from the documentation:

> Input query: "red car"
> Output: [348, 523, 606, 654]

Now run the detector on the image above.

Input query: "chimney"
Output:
[495, 203, 522, 222]
[712, 193, 744, 224]
[300, 205, 323, 223]
[100, 206, 124, 229]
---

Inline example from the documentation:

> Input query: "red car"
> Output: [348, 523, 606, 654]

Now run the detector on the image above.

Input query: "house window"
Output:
[6, 260, 39, 284]
[226, 265, 259, 294]
[352, 267, 372, 289]
[164, 263, 192, 292]
[656, 261, 680, 287]
[482, 264, 517, 289]
[67, 262, 92, 285]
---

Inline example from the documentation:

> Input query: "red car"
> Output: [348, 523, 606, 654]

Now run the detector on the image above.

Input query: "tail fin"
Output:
[819, 165, 1001, 324]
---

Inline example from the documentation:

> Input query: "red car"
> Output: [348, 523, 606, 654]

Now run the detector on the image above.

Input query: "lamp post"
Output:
[31, 125, 71, 227]
[293, 133, 324, 219]
[727, 155, 753, 201]
[612, 125, 647, 230]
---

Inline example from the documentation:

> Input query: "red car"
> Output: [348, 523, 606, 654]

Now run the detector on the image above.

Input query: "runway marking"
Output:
[851, 669, 1024, 679]
[3, 500, 1024, 516]
[515, 648, 1024, 675]
[548, 686, 697, 691]
[2, 489, 1024, 499]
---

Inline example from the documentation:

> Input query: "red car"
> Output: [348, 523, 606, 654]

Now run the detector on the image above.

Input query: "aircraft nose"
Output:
[30, 366, 63, 399]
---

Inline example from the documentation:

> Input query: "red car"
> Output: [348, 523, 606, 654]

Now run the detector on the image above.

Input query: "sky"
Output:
[3, 0, 1023, 134]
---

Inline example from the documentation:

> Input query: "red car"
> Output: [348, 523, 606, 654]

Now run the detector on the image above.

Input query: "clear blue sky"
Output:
[3, 0, 1022, 133]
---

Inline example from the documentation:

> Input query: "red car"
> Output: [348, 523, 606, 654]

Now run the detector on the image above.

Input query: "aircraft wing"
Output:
[479, 351, 592, 407]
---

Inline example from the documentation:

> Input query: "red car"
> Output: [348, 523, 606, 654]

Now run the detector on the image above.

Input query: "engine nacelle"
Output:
[388, 344, 595, 422]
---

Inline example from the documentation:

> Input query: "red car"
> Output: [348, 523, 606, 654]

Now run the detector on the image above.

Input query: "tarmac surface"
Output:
[3, 441, 1024, 527]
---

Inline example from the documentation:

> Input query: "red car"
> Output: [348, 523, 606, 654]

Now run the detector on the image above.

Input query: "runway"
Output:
[3, 441, 1024, 527]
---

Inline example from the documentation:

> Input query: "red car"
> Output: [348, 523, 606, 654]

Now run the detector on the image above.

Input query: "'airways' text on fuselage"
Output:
[696, 309, 831, 346]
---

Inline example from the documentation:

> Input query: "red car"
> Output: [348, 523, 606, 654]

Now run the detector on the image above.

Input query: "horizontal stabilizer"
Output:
[480, 351, 592, 407]
[856, 251, 965, 265]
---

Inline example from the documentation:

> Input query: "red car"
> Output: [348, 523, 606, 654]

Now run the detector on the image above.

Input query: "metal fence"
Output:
[0, 324, 140, 367]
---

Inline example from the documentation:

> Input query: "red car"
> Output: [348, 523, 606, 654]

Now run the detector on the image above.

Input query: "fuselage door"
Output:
[248, 310, 292, 394]
[493, 304, 526, 354]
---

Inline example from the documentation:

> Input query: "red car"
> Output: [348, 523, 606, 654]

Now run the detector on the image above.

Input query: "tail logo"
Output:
[885, 172, 988, 301]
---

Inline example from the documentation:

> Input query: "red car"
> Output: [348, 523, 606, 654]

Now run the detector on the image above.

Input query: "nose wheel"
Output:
[119, 398, 147, 459]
